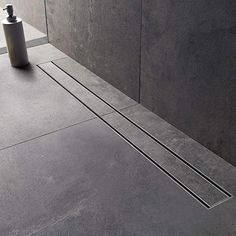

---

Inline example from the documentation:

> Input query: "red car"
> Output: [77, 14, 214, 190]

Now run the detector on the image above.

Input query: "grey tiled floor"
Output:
[0, 44, 236, 235]
[0, 48, 94, 150]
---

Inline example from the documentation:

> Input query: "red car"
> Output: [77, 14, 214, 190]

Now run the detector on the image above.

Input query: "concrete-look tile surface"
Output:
[0, 118, 236, 235]
[0, 52, 95, 149]
[140, 1, 236, 166]
[53, 57, 137, 110]
[121, 104, 236, 195]
[0, 43, 235, 235]
[46, 0, 141, 101]
[0, 8, 47, 54]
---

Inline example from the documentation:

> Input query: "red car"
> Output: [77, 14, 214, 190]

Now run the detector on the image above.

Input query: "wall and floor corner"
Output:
[1, 0, 235, 166]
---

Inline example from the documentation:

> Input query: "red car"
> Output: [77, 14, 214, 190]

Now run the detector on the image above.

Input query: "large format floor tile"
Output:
[0, 53, 94, 149]
[0, 118, 236, 235]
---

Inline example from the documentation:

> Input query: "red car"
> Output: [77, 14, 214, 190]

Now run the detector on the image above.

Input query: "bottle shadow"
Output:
[13, 63, 37, 81]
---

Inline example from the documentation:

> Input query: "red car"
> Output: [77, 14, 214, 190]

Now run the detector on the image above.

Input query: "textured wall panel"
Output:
[46, 0, 141, 101]
[141, 0, 236, 165]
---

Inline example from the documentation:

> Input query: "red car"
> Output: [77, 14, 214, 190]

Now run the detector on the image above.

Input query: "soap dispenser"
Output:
[2, 4, 29, 67]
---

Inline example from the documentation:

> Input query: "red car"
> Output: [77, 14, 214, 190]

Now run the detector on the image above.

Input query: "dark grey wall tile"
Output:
[0, 0, 47, 34]
[46, 0, 141, 101]
[141, 0, 236, 165]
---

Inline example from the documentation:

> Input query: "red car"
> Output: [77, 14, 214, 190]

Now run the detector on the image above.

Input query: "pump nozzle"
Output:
[3, 4, 16, 22]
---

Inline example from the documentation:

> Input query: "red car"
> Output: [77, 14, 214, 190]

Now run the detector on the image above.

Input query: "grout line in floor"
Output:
[0, 117, 97, 153]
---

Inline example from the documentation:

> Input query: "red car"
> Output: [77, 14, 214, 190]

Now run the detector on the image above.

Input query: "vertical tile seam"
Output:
[44, 0, 49, 42]
[138, 0, 143, 103]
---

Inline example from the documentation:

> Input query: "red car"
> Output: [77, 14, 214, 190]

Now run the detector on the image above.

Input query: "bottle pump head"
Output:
[3, 4, 17, 22]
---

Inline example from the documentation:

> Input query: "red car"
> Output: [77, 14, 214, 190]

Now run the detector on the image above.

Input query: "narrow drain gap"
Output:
[38, 64, 231, 209]
[49, 61, 232, 199]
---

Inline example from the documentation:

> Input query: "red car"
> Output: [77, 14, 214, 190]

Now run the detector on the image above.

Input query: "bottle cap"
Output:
[3, 4, 17, 22]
